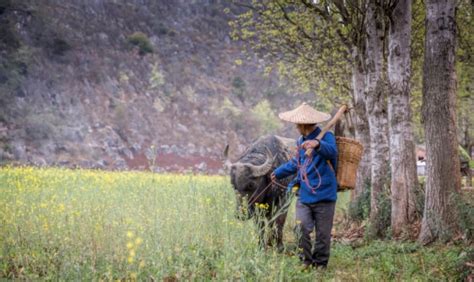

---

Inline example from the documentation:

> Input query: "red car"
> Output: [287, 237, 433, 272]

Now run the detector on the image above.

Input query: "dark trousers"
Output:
[295, 200, 336, 267]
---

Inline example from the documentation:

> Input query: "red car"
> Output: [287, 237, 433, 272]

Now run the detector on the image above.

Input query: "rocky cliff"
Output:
[0, 0, 307, 173]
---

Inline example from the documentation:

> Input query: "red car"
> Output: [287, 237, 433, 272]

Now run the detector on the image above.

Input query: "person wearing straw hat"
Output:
[271, 102, 338, 270]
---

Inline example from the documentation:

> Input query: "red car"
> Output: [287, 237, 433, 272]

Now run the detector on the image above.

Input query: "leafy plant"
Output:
[231, 76, 246, 101]
[251, 99, 281, 135]
[149, 63, 166, 90]
[127, 32, 153, 55]
[348, 179, 371, 221]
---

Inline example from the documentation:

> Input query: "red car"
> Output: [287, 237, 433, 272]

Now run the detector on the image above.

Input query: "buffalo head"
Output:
[224, 145, 275, 220]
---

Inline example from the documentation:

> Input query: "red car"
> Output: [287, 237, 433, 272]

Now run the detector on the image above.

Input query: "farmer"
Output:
[271, 102, 338, 270]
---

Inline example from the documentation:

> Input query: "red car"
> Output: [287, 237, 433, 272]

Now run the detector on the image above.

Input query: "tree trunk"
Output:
[387, 0, 418, 238]
[365, 0, 390, 237]
[351, 48, 371, 202]
[462, 115, 472, 188]
[419, 0, 461, 245]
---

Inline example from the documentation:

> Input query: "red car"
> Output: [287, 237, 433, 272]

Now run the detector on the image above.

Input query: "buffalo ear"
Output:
[223, 144, 229, 158]
[223, 144, 232, 172]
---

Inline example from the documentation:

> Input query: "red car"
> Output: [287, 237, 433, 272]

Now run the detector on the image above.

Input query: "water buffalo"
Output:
[224, 135, 296, 250]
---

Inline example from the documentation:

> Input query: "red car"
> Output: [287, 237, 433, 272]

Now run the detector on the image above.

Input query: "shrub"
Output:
[0, 18, 20, 50]
[414, 177, 425, 217]
[456, 248, 474, 280]
[127, 32, 153, 55]
[365, 188, 392, 240]
[348, 180, 371, 221]
[149, 63, 165, 89]
[24, 118, 55, 141]
[251, 100, 281, 135]
[114, 103, 129, 131]
[50, 38, 71, 56]
[453, 191, 474, 241]
[219, 97, 241, 117]
[231, 76, 246, 101]
[153, 21, 169, 36]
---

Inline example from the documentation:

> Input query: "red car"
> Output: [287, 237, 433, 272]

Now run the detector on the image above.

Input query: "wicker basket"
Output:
[335, 137, 364, 191]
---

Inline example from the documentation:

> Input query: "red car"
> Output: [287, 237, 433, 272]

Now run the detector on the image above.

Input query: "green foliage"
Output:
[127, 32, 154, 55]
[231, 76, 246, 101]
[251, 99, 281, 135]
[365, 189, 392, 240]
[348, 180, 371, 221]
[414, 178, 425, 217]
[219, 97, 241, 117]
[231, 0, 472, 144]
[230, 1, 353, 103]
[348, 178, 419, 236]
[409, 0, 426, 143]
[452, 191, 474, 241]
[410, 0, 473, 144]
[459, 145, 471, 163]
[114, 103, 129, 132]
[216, 98, 256, 138]
[149, 63, 165, 90]
[456, 248, 474, 280]
[23, 113, 57, 142]
[333, 240, 466, 281]
[0, 167, 468, 280]
[456, 6, 474, 147]
[0, 19, 32, 121]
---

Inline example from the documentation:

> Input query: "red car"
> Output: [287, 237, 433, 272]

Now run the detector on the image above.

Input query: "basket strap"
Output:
[311, 133, 336, 174]
[327, 160, 335, 175]
[310, 133, 337, 177]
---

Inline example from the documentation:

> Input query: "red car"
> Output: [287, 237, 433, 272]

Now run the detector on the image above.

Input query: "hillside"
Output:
[0, 0, 309, 173]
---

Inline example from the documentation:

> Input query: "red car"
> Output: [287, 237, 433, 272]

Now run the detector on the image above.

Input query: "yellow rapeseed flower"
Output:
[255, 203, 269, 210]
[58, 203, 65, 212]
[127, 231, 134, 238]
[135, 237, 143, 245]
[292, 185, 299, 193]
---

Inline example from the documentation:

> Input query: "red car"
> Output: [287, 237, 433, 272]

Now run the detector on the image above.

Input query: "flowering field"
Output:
[0, 167, 467, 280]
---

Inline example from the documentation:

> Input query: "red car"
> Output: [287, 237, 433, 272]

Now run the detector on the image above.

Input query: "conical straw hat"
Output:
[278, 102, 331, 124]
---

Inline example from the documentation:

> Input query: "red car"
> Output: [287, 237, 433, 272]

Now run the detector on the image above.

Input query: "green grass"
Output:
[0, 167, 469, 280]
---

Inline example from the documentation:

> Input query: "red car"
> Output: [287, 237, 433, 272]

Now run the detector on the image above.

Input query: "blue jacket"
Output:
[274, 127, 338, 204]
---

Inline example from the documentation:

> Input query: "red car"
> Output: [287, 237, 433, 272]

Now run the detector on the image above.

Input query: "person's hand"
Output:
[301, 140, 320, 150]
[271, 171, 276, 182]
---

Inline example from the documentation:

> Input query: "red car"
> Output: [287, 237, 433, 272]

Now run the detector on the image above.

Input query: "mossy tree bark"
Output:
[387, 0, 418, 238]
[351, 47, 371, 203]
[419, 0, 461, 245]
[364, 0, 391, 237]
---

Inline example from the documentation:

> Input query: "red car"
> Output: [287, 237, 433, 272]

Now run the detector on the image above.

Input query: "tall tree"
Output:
[387, 0, 418, 237]
[352, 46, 371, 202]
[364, 0, 390, 237]
[419, 0, 461, 244]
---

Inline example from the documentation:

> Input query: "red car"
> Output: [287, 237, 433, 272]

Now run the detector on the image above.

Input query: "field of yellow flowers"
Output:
[0, 166, 469, 280]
